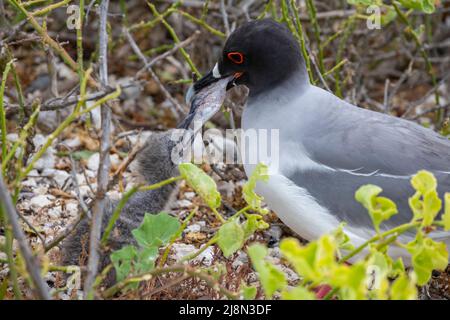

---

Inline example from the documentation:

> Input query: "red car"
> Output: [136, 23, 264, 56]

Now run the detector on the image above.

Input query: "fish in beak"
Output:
[178, 64, 237, 130]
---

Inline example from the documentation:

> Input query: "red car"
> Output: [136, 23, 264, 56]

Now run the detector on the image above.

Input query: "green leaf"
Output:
[380, 5, 397, 26]
[442, 193, 450, 231]
[411, 170, 437, 194]
[178, 163, 221, 209]
[389, 258, 406, 278]
[347, 0, 376, 5]
[329, 262, 368, 300]
[406, 231, 449, 285]
[390, 273, 418, 300]
[131, 212, 180, 248]
[355, 184, 398, 233]
[332, 223, 355, 252]
[366, 250, 390, 299]
[247, 244, 287, 298]
[242, 163, 269, 214]
[217, 219, 245, 258]
[408, 171, 442, 226]
[135, 246, 158, 274]
[242, 214, 269, 239]
[110, 245, 138, 282]
[281, 286, 316, 300]
[398, 0, 436, 14]
[241, 283, 257, 300]
[280, 236, 336, 283]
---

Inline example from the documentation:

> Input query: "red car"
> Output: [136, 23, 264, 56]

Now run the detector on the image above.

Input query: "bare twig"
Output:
[409, 102, 450, 120]
[135, 30, 200, 79]
[124, 28, 186, 116]
[402, 71, 450, 118]
[219, 0, 230, 36]
[0, 174, 51, 299]
[103, 264, 239, 299]
[4, 82, 139, 117]
[84, 0, 111, 299]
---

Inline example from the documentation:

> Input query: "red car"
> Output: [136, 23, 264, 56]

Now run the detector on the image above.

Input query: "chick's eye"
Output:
[227, 52, 244, 64]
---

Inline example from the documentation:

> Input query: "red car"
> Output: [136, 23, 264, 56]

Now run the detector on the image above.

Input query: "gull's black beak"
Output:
[179, 64, 236, 129]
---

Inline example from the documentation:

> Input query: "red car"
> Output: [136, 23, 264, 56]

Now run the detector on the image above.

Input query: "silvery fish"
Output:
[178, 75, 233, 129]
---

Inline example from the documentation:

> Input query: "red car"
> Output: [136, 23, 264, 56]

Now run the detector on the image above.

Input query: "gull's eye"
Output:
[227, 52, 244, 64]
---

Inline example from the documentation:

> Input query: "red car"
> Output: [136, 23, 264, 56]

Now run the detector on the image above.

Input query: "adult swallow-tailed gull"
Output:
[182, 18, 450, 261]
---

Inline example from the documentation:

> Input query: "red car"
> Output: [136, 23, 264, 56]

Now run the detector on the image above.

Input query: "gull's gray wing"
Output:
[300, 88, 450, 176]
[290, 87, 450, 235]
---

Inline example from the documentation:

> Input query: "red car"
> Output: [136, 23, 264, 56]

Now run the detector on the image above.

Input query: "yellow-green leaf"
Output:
[442, 193, 450, 231]
[178, 163, 221, 209]
[247, 243, 287, 298]
[408, 171, 442, 226]
[406, 231, 449, 285]
[243, 163, 269, 214]
[355, 184, 398, 233]
[280, 236, 336, 283]
[390, 273, 418, 300]
[241, 283, 257, 300]
[411, 170, 437, 194]
[329, 262, 368, 300]
[131, 212, 180, 248]
[217, 219, 245, 258]
[281, 286, 316, 300]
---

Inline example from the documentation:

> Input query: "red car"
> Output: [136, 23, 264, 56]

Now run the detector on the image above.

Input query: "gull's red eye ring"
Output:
[227, 52, 244, 64]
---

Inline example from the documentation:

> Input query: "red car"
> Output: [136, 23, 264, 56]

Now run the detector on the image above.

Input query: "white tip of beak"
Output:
[212, 63, 221, 78]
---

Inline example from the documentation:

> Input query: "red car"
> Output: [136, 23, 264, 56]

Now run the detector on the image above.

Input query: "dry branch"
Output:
[84, 0, 111, 299]
[0, 174, 51, 299]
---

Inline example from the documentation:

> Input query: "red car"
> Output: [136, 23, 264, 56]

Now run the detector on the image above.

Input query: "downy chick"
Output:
[61, 131, 179, 276]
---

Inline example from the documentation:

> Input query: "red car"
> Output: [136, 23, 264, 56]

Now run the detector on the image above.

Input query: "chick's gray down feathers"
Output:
[61, 131, 179, 271]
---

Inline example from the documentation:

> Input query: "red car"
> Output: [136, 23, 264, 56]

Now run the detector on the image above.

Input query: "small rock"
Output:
[79, 185, 95, 199]
[63, 137, 81, 149]
[184, 192, 196, 200]
[22, 178, 37, 188]
[66, 202, 79, 217]
[6, 133, 18, 142]
[171, 243, 196, 261]
[107, 190, 122, 201]
[87, 153, 100, 171]
[33, 150, 56, 172]
[232, 251, 249, 270]
[115, 76, 141, 100]
[48, 206, 62, 219]
[27, 169, 40, 177]
[264, 225, 283, 247]
[30, 195, 53, 210]
[282, 265, 299, 283]
[185, 223, 202, 233]
[197, 246, 214, 266]
[34, 185, 49, 195]
[42, 168, 70, 188]
[110, 153, 121, 168]
[75, 173, 88, 185]
[176, 199, 192, 208]
[171, 243, 214, 266]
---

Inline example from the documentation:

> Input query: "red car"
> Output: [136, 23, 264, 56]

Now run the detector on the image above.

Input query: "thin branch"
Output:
[219, 0, 230, 36]
[4, 82, 139, 117]
[135, 30, 200, 79]
[0, 174, 51, 299]
[84, 0, 111, 299]
[124, 28, 186, 116]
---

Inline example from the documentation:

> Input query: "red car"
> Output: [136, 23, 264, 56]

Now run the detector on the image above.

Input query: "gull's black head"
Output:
[193, 18, 307, 98]
[180, 19, 307, 129]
